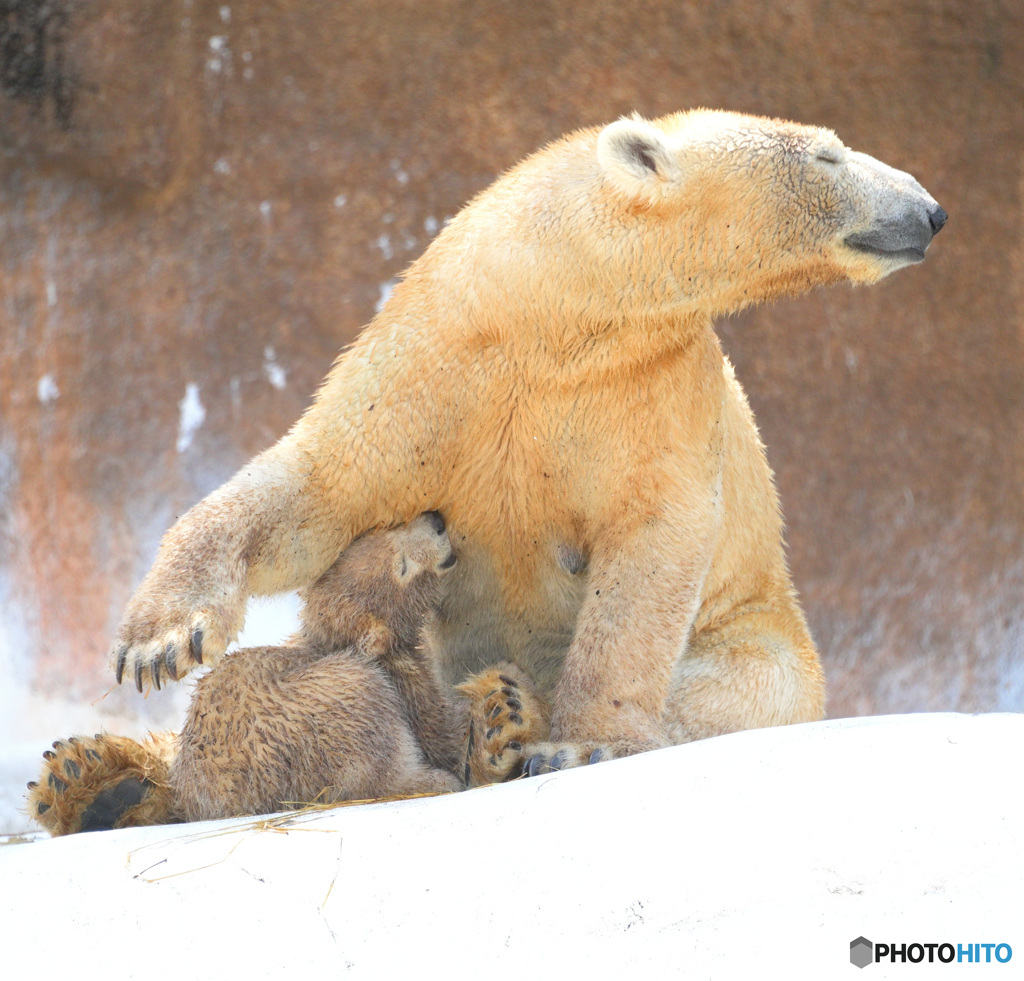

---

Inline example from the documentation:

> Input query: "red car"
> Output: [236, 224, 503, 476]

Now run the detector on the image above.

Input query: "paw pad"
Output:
[25, 733, 174, 836]
[80, 779, 153, 833]
[457, 663, 551, 787]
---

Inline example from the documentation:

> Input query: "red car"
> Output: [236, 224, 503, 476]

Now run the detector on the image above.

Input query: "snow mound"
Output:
[1, 713, 1019, 978]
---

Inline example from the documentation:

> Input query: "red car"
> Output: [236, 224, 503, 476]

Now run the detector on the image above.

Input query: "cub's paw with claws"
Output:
[457, 662, 550, 786]
[26, 733, 179, 836]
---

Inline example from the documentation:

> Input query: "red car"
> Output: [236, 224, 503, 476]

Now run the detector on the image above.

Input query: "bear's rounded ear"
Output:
[597, 116, 680, 199]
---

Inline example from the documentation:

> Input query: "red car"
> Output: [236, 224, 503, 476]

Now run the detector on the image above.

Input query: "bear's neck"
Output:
[395, 256, 713, 381]
[391, 166, 721, 374]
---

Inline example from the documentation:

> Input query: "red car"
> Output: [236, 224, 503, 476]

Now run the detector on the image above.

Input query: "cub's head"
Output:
[300, 511, 456, 656]
[591, 109, 945, 316]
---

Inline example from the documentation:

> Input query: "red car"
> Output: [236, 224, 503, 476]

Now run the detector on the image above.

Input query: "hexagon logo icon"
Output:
[850, 936, 873, 968]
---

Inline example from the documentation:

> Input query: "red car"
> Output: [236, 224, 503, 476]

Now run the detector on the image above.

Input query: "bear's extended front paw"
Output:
[25, 734, 177, 836]
[110, 592, 243, 692]
[457, 662, 551, 787]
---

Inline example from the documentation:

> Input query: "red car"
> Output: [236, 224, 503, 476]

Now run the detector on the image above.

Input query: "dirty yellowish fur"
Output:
[108, 110, 944, 771]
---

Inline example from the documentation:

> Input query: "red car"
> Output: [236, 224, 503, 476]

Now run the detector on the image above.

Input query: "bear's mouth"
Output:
[439, 551, 457, 570]
[843, 236, 926, 264]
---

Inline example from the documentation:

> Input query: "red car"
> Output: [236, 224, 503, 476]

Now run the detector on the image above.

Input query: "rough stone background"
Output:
[1, 0, 1021, 730]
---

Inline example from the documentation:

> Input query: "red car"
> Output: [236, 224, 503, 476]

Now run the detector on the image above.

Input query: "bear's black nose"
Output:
[928, 206, 948, 235]
[424, 510, 446, 534]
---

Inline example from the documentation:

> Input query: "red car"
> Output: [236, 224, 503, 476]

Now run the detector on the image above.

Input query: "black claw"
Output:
[525, 755, 547, 778]
[505, 698, 522, 712]
[463, 725, 475, 784]
[26, 781, 37, 790]
[485, 725, 503, 740]
[191, 629, 204, 665]
[588, 747, 608, 765]
[42, 750, 56, 760]
[134, 659, 145, 694]
[498, 674, 518, 688]
[488, 754, 498, 767]
[549, 749, 570, 771]
[85, 748, 102, 762]
[508, 713, 523, 726]
[165, 643, 179, 681]
[152, 659, 162, 690]
[52, 740, 65, 750]
[500, 686, 516, 697]
[48, 772, 67, 793]
[115, 646, 127, 685]
[37, 802, 50, 815]
[64, 759, 81, 780]
[68, 736, 79, 745]
[487, 704, 502, 721]
[507, 741, 522, 752]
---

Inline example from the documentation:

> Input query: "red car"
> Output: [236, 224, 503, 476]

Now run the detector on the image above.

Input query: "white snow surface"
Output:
[1, 713, 1019, 978]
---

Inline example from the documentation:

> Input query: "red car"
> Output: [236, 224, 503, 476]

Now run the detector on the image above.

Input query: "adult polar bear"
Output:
[112, 110, 945, 772]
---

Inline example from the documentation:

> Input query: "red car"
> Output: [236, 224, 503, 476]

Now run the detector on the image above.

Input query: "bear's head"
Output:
[435, 109, 945, 339]
[299, 510, 456, 656]
[592, 109, 946, 317]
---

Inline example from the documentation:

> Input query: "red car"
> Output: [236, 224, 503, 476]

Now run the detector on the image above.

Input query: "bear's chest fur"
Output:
[429, 330, 728, 690]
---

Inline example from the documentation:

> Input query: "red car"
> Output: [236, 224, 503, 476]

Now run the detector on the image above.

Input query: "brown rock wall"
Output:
[1, 0, 1020, 720]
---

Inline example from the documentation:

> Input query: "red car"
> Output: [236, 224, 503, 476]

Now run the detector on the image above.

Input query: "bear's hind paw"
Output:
[457, 662, 550, 787]
[25, 734, 177, 836]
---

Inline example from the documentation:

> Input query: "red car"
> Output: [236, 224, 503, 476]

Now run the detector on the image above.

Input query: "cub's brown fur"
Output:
[107, 110, 945, 773]
[28, 515, 464, 834]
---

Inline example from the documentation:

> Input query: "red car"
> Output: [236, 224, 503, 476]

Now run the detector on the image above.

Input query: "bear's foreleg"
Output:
[538, 511, 716, 770]
[108, 448, 354, 692]
[384, 654, 471, 777]
[110, 345, 451, 692]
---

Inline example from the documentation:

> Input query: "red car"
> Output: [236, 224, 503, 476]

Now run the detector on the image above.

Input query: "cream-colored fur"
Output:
[109, 110, 944, 770]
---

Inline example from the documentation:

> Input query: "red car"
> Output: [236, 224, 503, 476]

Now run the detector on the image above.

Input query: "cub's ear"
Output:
[597, 116, 680, 199]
